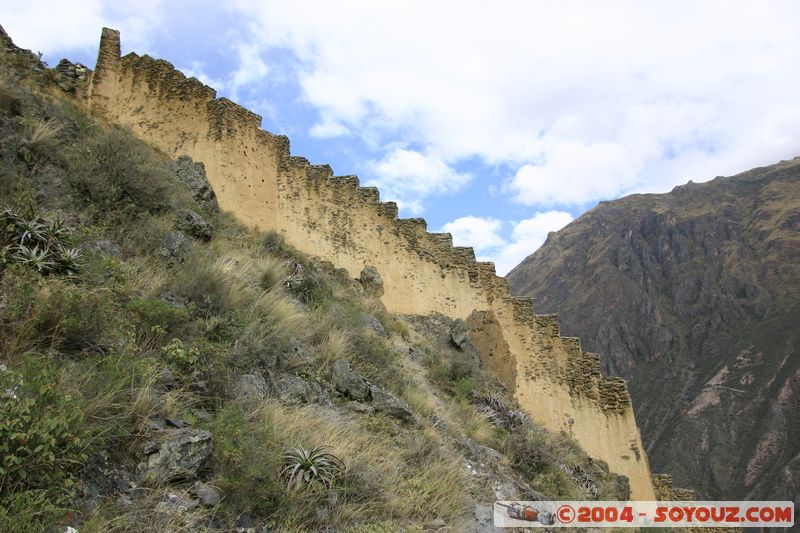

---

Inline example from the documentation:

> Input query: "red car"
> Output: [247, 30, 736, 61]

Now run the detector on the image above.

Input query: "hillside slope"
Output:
[507, 161, 800, 501]
[0, 27, 631, 533]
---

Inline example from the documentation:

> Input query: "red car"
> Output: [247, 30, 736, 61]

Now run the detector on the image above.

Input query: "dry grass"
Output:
[255, 402, 472, 528]
[81, 486, 212, 533]
[21, 118, 62, 151]
[317, 328, 352, 372]
[441, 398, 497, 447]
[73, 352, 161, 443]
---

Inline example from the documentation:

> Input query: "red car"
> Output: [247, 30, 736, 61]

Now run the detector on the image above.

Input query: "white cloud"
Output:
[229, 41, 269, 91]
[0, 0, 165, 59]
[493, 211, 574, 275]
[439, 211, 573, 275]
[226, 1, 800, 207]
[367, 149, 472, 213]
[309, 119, 350, 139]
[442, 216, 505, 251]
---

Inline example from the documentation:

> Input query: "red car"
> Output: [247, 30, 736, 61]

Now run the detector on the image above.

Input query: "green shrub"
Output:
[502, 430, 553, 481]
[211, 404, 285, 518]
[170, 257, 233, 317]
[348, 331, 400, 390]
[0, 489, 59, 533]
[283, 260, 332, 306]
[161, 338, 199, 369]
[69, 128, 175, 214]
[31, 282, 119, 354]
[0, 358, 86, 505]
[127, 298, 189, 339]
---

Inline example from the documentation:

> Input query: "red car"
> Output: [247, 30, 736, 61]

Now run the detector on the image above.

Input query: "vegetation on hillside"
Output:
[0, 46, 628, 532]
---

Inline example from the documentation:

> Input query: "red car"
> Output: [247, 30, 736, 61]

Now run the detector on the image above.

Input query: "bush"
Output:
[170, 256, 233, 317]
[31, 282, 119, 354]
[0, 358, 86, 504]
[211, 404, 285, 518]
[283, 260, 332, 306]
[127, 298, 189, 340]
[69, 128, 174, 214]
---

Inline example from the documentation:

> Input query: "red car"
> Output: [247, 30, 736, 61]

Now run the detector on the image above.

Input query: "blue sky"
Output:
[3, 1, 800, 274]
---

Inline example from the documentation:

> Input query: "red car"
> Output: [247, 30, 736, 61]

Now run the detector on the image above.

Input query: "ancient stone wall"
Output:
[84, 28, 656, 499]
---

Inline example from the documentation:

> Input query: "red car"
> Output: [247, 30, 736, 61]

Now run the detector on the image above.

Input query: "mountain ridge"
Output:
[508, 157, 800, 501]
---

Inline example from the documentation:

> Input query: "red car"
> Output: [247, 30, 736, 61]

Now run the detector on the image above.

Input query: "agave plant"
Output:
[44, 218, 69, 243]
[0, 206, 81, 276]
[281, 445, 344, 492]
[52, 246, 82, 276]
[15, 216, 47, 246]
[474, 393, 529, 431]
[13, 244, 53, 273]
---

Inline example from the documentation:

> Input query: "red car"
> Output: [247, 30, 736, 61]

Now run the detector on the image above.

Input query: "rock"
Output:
[230, 373, 269, 402]
[451, 320, 468, 349]
[370, 386, 412, 421]
[176, 208, 213, 241]
[345, 401, 375, 415]
[408, 345, 428, 361]
[279, 338, 314, 369]
[362, 313, 387, 337]
[93, 239, 122, 257]
[359, 265, 384, 298]
[174, 155, 219, 212]
[156, 492, 199, 513]
[235, 513, 257, 528]
[192, 482, 222, 507]
[467, 503, 501, 533]
[140, 428, 212, 483]
[193, 408, 213, 422]
[158, 231, 189, 261]
[331, 359, 371, 402]
[165, 417, 188, 429]
[53, 59, 89, 93]
[158, 290, 186, 309]
[269, 373, 312, 404]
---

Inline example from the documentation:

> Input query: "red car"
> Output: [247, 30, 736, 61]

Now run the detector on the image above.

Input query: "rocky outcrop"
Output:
[176, 208, 213, 241]
[139, 426, 213, 483]
[508, 158, 800, 501]
[173, 155, 219, 213]
[331, 359, 412, 420]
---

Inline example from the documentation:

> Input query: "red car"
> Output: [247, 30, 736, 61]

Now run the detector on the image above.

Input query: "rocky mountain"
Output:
[507, 160, 800, 502]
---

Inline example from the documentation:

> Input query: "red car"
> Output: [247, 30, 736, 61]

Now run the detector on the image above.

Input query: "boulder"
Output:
[269, 373, 312, 404]
[362, 314, 387, 337]
[331, 359, 371, 402]
[174, 156, 219, 212]
[359, 265, 384, 298]
[158, 231, 189, 261]
[370, 386, 412, 421]
[451, 320, 468, 349]
[156, 492, 199, 513]
[140, 428, 212, 483]
[176, 208, 213, 241]
[192, 482, 223, 507]
[230, 373, 269, 402]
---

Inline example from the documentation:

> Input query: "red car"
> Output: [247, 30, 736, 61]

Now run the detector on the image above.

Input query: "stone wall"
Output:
[83, 28, 656, 499]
